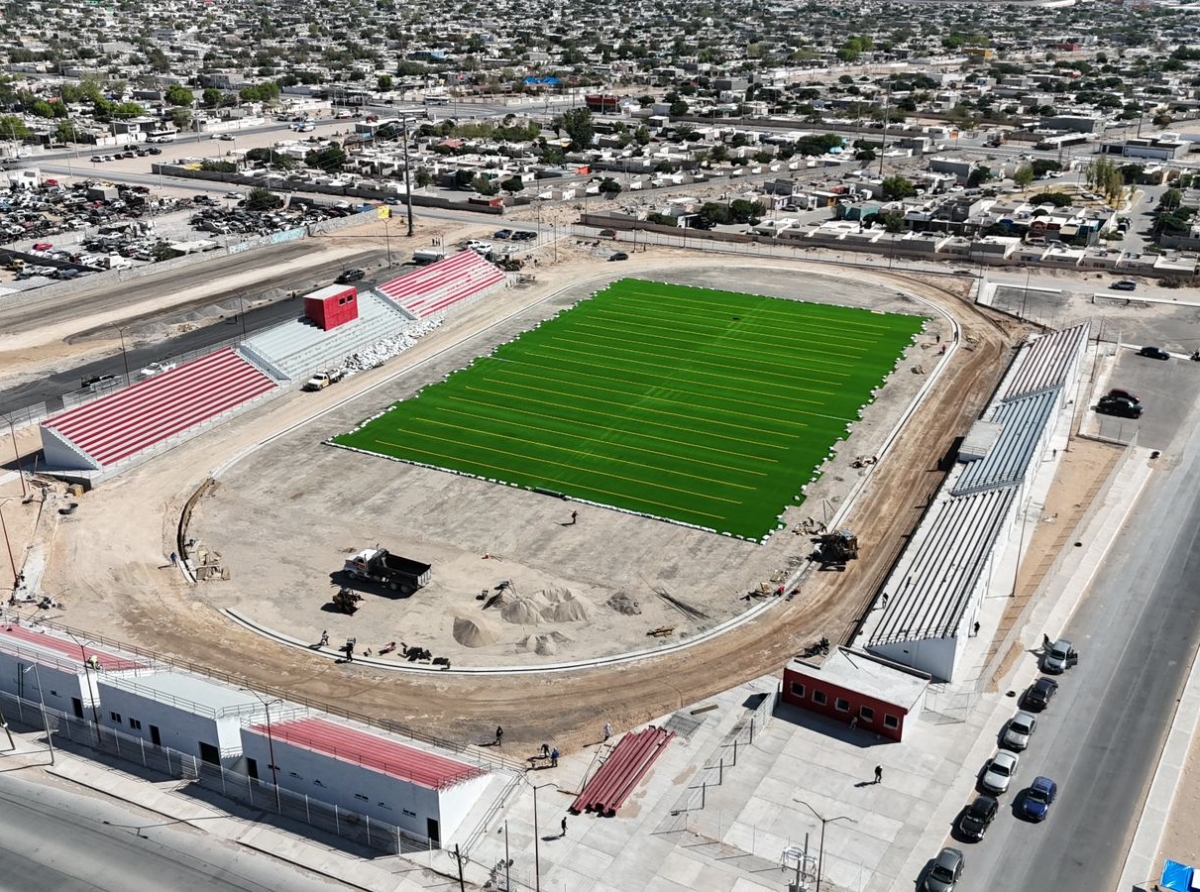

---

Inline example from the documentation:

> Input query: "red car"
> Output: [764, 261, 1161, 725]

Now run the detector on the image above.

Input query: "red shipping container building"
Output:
[304, 285, 359, 331]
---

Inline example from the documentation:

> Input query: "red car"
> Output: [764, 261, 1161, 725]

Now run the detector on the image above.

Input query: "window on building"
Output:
[790, 682, 806, 699]
[884, 714, 900, 729]
[859, 706, 875, 722]
[109, 712, 121, 723]
[129, 718, 142, 730]
[835, 698, 850, 712]
[812, 690, 827, 705]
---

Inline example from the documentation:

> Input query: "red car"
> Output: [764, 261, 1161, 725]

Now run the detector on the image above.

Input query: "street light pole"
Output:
[401, 116, 415, 237]
[531, 781, 559, 892]
[65, 631, 102, 741]
[3, 413, 25, 498]
[114, 325, 131, 384]
[794, 799, 856, 892]
[243, 689, 282, 809]
[0, 499, 17, 594]
[22, 664, 55, 765]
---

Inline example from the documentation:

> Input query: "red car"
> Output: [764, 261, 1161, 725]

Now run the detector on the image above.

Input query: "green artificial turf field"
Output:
[332, 279, 925, 540]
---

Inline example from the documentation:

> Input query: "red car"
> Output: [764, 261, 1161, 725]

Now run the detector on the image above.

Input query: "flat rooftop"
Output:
[790, 647, 929, 708]
[100, 671, 265, 717]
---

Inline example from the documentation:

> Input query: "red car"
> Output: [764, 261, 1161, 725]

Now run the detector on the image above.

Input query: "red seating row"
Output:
[259, 716, 486, 790]
[570, 726, 674, 816]
[43, 348, 276, 468]
[377, 251, 506, 319]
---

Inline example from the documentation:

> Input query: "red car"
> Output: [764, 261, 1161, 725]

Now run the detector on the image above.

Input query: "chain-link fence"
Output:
[0, 689, 419, 855]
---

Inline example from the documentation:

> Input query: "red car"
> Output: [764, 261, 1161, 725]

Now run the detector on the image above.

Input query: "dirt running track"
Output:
[34, 260, 1021, 756]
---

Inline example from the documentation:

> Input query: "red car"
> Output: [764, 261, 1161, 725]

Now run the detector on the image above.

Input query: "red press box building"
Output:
[781, 647, 930, 742]
[304, 285, 359, 331]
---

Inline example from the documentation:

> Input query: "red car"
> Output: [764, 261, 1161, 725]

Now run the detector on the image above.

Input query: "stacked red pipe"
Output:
[570, 726, 674, 817]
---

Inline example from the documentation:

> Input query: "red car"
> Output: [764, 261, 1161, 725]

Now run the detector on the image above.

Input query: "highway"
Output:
[955, 401, 1200, 890]
[0, 770, 339, 891]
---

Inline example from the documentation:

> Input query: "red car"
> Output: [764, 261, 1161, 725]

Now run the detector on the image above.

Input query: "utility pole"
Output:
[401, 117, 415, 237]
[878, 83, 891, 181]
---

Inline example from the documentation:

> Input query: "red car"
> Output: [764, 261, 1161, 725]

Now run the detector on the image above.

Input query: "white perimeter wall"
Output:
[0, 652, 91, 714]
[97, 682, 244, 764]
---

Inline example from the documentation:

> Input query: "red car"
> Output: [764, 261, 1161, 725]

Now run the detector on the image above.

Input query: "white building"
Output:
[240, 716, 491, 847]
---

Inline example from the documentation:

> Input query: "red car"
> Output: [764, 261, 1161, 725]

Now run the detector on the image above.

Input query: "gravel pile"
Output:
[340, 316, 444, 373]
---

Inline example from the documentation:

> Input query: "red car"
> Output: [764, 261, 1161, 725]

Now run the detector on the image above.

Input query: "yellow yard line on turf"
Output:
[533, 341, 845, 402]
[495, 362, 822, 425]
[447, 393, 782, 462]
[421, 417, 758, 491]
[572, 314, 870, 360]
[463, 375, 801, 442]
[374, 434, 739, 511]
[564, 321, 864, 369]
[431, 405, 769, 477]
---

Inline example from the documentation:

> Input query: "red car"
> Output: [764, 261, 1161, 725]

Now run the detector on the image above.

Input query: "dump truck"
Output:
[343, 547, 432, 594]
[303, 368, 345, 391]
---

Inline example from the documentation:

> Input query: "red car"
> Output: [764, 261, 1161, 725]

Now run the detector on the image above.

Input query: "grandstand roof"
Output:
[41, 348, 276, 471]
[952, 390, 1058, 497]
[869, 487, 1017, 646]
[999, 322, 1089, 401]
[251, 716, 487, 791]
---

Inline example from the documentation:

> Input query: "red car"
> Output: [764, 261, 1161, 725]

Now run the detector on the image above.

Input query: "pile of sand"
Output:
[606, 592, 641, 615]
[453, 615, 501, 648]
[539, 587, 593, 623]
[517, 631, 574, 656]
[500, 597, 543, 625]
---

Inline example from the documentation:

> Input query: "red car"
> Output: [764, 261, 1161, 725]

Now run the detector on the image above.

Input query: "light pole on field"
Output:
[21, 663, 55, 765]
[794, 799, 855, 892]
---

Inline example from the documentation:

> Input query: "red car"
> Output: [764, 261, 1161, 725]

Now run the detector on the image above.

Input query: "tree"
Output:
[1086, 157, 1124, 204]
[881, 210, 907, 233]
[1013, 165, 1034, 191]
[709, 144, 729, 163]
[967, 165, 993, 188]
[0, 115, 31, 140]
[54, 120, 76, 144]
[169, 107, 192, 131]
[202, 87, 224, 108]
[164, 84, 194, 107]
[305, 144, 347, 172]
[598, 177, 621, 197]
[499, 175, 524, 194]
[554, 107, 593, 150]
[377, 74, 393, 92]
[1159, 188, 1183, 212]
[881, 175, 916, 200]
[729, 198, 765, 223]
[669, 98, 688, 117]
[471, 174, 498, 196]
[415, 169, 435, 188]
[1028, 192, 1073, 207]
[245, 186, 282, 211]
[1030, 159, 1061, 178]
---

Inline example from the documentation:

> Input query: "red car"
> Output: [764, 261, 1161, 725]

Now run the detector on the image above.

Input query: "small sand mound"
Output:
[606, 592, 641, 615]
[535, 636, 558, 656]
[501, 597, 543, 625]
[539, 586, 573, 603]
[516, 632, 574, 655]
[541, 590, 592, 623]
[453, 615, 501, 648]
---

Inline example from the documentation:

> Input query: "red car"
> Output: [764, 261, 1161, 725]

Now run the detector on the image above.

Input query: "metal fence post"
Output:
[140, 738, 146, 767]
[366, 815, 371, 847]
[305, 794, 310, 825]
[334, 804, 340, 838]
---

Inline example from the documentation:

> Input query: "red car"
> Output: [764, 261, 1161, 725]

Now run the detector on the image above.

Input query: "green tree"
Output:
[699, 201, 732, 225]
[967, 165, 993, 188]
[169, 107, 192, 131]
[471, 174, 498, 195]
[202, 87, 224, 108]
[881, 209, 907, 233]
[305, 144, 347, 172]
[377, 74, 393, 92]
[1086, 156, 1124, 204]
[729, 198, 765, 223]
[1029, 191, 1073, 207]
[881, 175, 916, 200]
[54, 120, 76, 143]
[0, 115, 31, 139]
[1030, 159, 1062, 178]
[1013, 165, 1034, 191]
[415, 169, 435, 188]
[669, 99, 688, 116]
[709, 144, 729, 163]
[29, 100, 55, 118]
[554, 107, 593, 150]
[499, 175, 524, 193]
[165, 84, 194, 107]
[245, 186, 282, 211]
[598, 177, 621, 197]
[1159, 188, 1183, 211]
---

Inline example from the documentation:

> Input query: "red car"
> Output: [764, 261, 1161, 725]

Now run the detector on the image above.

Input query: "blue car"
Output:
[1021, 776, 1057, 821]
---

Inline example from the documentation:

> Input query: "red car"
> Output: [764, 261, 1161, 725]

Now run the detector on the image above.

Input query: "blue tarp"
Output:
[1161, 859, 1194, 891]
[523, 76, 559, 85]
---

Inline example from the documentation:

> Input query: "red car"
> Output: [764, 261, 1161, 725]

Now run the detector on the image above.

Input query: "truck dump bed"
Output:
[381, 553, 432, 585]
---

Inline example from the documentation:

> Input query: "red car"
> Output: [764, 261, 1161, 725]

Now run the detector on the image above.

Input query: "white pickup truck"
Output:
[303, 369, 345, 391]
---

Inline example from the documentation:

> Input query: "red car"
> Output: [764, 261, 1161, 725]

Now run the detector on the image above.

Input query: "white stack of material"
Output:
[339, 316, 444, 374]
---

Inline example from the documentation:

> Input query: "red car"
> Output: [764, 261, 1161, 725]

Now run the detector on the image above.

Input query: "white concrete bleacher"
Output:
[376, 251, 507, 320]
[240, 291, 414, 382]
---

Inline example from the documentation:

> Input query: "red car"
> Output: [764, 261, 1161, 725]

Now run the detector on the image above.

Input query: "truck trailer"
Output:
[343, 547, 432, 594]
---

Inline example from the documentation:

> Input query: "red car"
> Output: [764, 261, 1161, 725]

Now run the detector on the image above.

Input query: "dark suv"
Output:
[336, 268, 365, 284]
[1137, 346, 1170, 360]
[1097, 396, 1142, 419]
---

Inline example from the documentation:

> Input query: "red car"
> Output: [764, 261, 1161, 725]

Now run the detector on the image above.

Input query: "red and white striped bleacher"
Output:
[376, 250, 506, 319]
[254, 716, 487, 791]
[41, 347, 277, 473]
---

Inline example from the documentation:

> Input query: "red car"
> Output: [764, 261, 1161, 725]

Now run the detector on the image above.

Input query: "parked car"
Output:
[1110, 280, 1137, 291]
[1024, 676, 1059, 711]
[1042, 639, 1079, 674]
[1107, 388, 1140, 404]
[958, 795, 998, 841]
[1002, 711, 1037, 751]
[336, 267, 365, 284]
[981, 750, 1019, 794]
[493, 229, 512, 239]
[31, 242, 52, 251]
[1137, 345, 1170, 360]
[1020, 776, 1058, 821]
[137, 361, 177, 379]
[1097, 396, 1142, 419]
[921, 847, 965, 892]
[599, 228, 617, 237]
[511, 230, 537, 241]
[609, 251, 629, 261]
[218, 134, 236, 141]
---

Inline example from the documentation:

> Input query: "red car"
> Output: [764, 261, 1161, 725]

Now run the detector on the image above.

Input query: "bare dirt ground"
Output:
[11, 233, 1021, 755]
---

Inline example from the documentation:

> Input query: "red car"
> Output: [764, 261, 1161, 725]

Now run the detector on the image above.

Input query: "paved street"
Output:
[955, 369, 1200, 892]
[0, 769, 339, 892]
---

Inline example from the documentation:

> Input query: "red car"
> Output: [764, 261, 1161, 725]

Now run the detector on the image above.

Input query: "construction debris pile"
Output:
[339, 316, 444, 374]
